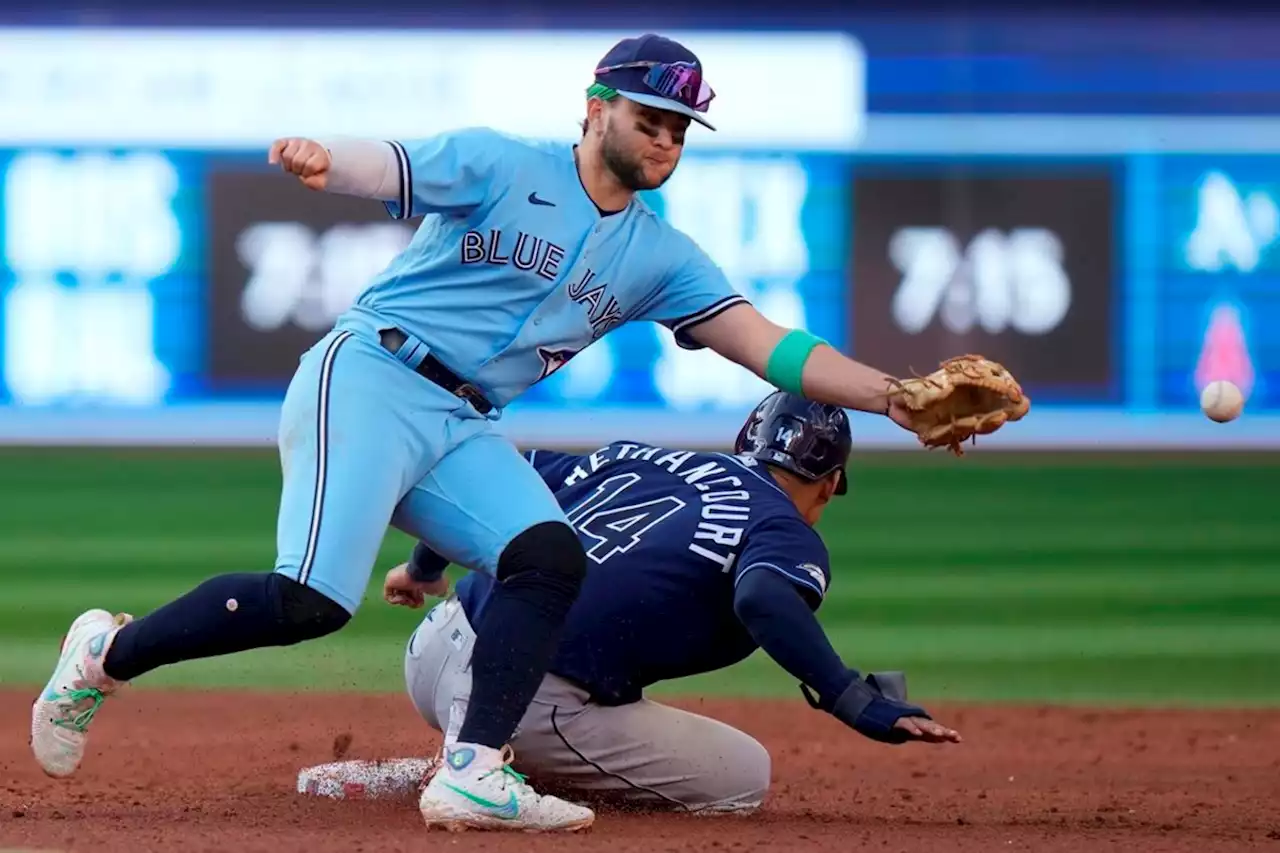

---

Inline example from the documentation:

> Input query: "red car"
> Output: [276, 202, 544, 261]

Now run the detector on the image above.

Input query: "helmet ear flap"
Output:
[733, 410, 763, 455]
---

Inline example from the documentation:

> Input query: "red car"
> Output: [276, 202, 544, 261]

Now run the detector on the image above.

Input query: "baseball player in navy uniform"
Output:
[33, 34, 924, 832]
[391, 393, 960, 814]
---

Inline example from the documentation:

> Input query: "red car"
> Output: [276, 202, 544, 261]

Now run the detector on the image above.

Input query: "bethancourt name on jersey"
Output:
[558, 443, 759, 574]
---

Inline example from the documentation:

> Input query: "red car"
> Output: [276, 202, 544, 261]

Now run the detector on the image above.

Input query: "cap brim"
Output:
[615, 90, 715, 130]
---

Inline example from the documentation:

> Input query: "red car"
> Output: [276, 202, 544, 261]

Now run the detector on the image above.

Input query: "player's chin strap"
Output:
[800, 670, 930, 745]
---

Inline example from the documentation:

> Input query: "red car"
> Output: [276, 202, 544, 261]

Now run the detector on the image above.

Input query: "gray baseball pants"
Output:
[404, 596, 770, 813]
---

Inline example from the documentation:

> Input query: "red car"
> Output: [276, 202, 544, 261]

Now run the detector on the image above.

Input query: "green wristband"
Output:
[765, 329, 826, 395]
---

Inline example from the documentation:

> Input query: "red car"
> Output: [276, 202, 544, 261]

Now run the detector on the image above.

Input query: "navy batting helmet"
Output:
[734, 392, 851, 496]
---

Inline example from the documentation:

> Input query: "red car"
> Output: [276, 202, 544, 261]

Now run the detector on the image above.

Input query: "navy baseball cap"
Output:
[593, 34, 716, 130]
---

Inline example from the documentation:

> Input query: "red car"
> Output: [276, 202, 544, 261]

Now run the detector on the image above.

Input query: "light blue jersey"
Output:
[339, 128, 747, 409]
[275, 126, 750, 614]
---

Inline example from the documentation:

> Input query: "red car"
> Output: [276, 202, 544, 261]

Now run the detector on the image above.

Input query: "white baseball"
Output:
[1200, 380, 1245, 423]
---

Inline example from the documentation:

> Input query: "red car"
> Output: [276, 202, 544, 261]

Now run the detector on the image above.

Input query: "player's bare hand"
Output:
[886, 396, 917, 434]
[383, 564, 449, 608]
[893, 716, 962, 744]
[267, 137, 331, 191]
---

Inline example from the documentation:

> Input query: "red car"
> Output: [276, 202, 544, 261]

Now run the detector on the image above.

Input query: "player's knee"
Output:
[496, 521, 587, 586]
[270, 573, 351, 643]
[736, 736, 772, 806]
[704, 735, 771, 813]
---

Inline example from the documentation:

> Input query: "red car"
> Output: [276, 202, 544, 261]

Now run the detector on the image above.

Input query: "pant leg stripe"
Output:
[298, 330, 354, 586]
[550, 705, 689, 811]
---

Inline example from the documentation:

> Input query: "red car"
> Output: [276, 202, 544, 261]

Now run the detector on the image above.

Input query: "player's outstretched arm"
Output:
[687, 304, 909, 423]
[733, 567, 961, 745]
[267, 137, 402, 201]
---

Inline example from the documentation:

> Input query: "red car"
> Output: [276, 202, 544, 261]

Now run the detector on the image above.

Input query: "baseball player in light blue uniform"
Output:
[32, 33, 919, 833]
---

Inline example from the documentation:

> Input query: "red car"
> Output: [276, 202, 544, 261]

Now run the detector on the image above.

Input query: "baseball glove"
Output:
[886, 354, 1030, 456]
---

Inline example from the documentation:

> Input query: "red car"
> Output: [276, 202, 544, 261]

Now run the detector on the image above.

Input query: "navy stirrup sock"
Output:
[103, 572, 348, 682]
[455, 566, 581, 750]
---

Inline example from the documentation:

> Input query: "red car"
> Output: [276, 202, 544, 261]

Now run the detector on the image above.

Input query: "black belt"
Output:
[379, 328, 494, 415]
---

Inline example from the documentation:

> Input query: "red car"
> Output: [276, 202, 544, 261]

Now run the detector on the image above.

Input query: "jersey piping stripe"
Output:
[388, 140, 412, 219]
[734, 561, 825, 600]
[667, 294, 748, 337]
[297, 330, 354, 586]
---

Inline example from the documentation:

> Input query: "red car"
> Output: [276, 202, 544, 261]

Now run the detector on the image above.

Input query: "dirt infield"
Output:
[3, 689, 1278, 852]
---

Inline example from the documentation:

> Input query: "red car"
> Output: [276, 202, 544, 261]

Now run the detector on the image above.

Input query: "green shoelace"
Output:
[482, 762, 529, 789]
[52, 687, 105, 733]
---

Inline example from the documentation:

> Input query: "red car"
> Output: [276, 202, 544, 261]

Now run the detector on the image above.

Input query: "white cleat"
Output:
[30, 608, 133, 778]
[419, 743, 595, 833]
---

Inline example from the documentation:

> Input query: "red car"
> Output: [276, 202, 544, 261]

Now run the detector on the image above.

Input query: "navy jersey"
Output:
[454, 441, 832, 706]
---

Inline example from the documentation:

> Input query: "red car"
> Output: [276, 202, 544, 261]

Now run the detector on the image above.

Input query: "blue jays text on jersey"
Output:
[454, 442, 833, 705]
[335, 128, 748, 410]
[271, 125, 751, 616]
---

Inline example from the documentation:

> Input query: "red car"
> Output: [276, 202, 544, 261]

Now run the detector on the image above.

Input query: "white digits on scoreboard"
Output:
[4, 281, 170, 405]
[237, 222, 314, 331]
[889, 227, 1071, 336]
[652, 156, 813, 409]
[1184, 170, 1279, 274]
[2, 151, 177, 404]
[4, 151, 180, 277]
[657, 156, 809, 279]
[237, 221, 413, 331]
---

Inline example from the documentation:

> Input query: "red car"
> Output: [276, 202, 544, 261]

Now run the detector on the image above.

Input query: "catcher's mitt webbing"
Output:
[887, 354, 1029, 456]
[765, 329, 826, 395]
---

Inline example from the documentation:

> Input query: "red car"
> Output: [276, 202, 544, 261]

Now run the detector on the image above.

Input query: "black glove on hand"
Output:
[801, 670, 932, 745]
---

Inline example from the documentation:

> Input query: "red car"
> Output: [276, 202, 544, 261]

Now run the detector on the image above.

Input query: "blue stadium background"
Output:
[1, 1, 1277, 448]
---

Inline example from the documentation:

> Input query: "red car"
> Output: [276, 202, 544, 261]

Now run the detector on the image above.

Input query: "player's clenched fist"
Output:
[383, 563, 450, 608]
[268, 137, 331, 191]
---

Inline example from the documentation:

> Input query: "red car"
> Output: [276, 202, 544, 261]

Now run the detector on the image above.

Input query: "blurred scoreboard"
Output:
[849, 159, 1120, 405]
[1, 26, 1279, 448]
[0, 27, 864, 425]
[0, 148, 850, 414]
[5, 146, 1277, 409]
[1151, 157, 1280, 411]
[843, 151, 1280, 416]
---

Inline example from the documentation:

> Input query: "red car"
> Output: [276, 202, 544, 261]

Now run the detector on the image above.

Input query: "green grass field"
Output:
[1, 449, 1277, 707]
